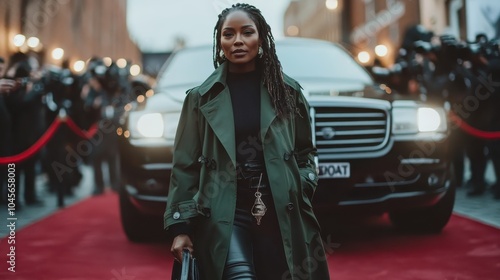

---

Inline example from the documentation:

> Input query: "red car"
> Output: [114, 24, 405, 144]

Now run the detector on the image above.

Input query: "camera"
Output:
[414, 34, 500, 64]
[4, 77, 30, 87]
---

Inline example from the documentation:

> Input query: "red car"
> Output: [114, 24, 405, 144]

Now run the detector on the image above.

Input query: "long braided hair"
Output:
[213, 3, 296, 119]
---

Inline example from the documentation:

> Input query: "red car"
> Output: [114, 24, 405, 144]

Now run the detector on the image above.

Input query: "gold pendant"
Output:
[251, 191, 267, 225]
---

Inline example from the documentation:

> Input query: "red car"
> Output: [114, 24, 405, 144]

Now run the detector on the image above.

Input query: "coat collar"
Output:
[198, 62, 229, 96]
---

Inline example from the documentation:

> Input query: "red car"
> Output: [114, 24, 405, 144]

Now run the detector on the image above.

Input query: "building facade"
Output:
[283, 0, 489, 67]
[0, 0, 141, 71]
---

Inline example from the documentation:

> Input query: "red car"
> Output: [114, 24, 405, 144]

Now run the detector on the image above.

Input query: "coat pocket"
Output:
[299, 169, 318, 205]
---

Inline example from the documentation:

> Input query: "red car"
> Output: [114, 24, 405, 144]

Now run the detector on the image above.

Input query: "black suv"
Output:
[118, 38, 454, 242]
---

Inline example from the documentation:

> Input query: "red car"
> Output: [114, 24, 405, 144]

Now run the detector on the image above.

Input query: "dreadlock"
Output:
[212, 3, 296, 119]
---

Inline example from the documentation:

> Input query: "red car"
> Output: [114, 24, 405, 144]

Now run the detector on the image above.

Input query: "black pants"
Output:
[222, 187, 289, 280]
[490, 140, 500, 189]
[91, 126, 119, 193]
[465, 135, 488, 186]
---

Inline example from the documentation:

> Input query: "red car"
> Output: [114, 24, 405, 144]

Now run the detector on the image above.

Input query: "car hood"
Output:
[296, 78, 403, 102]
[147, 78, 403, 113]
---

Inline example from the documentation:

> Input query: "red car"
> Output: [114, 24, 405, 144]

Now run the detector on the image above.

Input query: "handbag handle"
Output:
[180, 249, 191, 280]
[172, 249, 199, 280]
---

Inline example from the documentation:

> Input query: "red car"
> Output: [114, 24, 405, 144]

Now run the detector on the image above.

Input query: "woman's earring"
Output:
[258, 46, 263, 58]
[219, 50, 226, 60]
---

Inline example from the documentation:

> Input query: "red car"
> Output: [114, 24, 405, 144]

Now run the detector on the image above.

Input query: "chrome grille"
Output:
[313, 106, 389, 154]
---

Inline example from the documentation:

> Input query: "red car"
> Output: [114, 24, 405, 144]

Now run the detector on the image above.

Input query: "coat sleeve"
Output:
[164, 90, 202, 230]
[294, 88, 319, 201]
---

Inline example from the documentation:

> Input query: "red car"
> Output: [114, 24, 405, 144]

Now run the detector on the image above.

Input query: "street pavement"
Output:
[453, 160, 500, 228]
[1, 160, 499, 238]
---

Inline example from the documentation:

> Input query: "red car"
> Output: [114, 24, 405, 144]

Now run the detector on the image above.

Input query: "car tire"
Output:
[119, 186, 165, 243]
[389, 182, 456, 233]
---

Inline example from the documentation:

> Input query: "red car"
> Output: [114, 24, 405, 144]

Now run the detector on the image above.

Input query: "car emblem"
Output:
[321, 127, 336, 139]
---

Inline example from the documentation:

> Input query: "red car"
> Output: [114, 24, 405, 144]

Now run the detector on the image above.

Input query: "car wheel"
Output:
[389, 182, 456, 233]
[389, 165, 457, 233]
[119, 186, 165, 242]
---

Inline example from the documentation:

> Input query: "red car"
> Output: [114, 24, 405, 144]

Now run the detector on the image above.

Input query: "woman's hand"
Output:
[171, 234, 194, 263]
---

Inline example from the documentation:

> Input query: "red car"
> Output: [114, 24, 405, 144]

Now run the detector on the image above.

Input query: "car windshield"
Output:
[276, 41, 373, 85]
[156, 40, 373, 98]
[156, 47, 213, 91]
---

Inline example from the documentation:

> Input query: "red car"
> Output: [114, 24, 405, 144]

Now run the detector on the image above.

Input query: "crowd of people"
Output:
[370, 26, 500, 199]
[0, 52, 142, 208]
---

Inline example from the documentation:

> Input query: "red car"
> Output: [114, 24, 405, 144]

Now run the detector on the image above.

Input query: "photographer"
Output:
[41, 60, 85, 207]
[370, 26, 435, 100]
[449, 36, 500, 198]
[0, 56, 13, 204]
[483, 48, 500, 199]
[0, 57, 16, 94]
[2, 52, 45, 206]
[471, 37, 500, 199]
[81, 58, 130, 195]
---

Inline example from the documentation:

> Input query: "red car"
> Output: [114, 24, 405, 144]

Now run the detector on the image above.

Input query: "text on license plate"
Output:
[318, 163, 350, 178]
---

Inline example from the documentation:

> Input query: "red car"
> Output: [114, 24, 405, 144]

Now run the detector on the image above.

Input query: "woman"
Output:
[165, 3, 330, 279]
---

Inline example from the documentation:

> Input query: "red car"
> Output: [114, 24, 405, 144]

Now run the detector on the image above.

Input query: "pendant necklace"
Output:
[251, 173, 267, 225]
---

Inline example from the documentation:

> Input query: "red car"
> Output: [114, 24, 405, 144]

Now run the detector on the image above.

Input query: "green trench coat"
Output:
[164, 62, 330, 280]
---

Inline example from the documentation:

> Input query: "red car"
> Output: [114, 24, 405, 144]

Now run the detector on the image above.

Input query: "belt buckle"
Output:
[249, 176, 261, 188]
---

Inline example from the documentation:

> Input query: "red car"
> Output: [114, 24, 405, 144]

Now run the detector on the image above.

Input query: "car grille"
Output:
[313, 106, 389, 154]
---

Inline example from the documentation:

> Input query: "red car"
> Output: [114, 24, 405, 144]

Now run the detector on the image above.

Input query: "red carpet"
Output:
[0, 192, 499, 280]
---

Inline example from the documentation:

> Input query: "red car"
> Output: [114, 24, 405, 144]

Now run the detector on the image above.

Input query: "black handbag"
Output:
[171, 249, 200, 280]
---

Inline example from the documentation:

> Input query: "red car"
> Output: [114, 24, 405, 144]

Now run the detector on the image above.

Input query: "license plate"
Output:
[318, 163, 350, 178]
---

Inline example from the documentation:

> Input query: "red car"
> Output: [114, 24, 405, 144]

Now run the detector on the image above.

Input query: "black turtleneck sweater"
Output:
[227, 70, 264, 163]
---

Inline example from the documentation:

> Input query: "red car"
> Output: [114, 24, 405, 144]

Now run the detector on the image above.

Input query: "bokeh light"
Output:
[52, 48, 64, 60]
[357, 51, 370, 64]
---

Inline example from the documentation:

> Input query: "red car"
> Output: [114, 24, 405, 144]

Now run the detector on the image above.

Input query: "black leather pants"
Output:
[222, 188, 289, 280]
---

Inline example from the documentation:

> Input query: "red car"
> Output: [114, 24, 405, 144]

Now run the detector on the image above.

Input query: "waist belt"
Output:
[236, 160, 268, 189]
[237, 175, 269, 189]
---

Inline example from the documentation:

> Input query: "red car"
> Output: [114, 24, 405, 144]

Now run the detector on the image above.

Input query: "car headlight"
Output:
[129, 112, 164, 138]
[417, 107, 442, 132]
[393, 106, 447, 134]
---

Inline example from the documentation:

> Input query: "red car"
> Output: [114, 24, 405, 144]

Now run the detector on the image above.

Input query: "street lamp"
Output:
[325, 0, 338, 10]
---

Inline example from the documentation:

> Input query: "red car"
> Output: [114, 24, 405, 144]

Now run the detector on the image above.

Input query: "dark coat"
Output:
[165, 62, 330, 280]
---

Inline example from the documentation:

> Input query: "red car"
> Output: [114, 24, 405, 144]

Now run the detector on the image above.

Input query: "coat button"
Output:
[284, 152, 290, 161]
[173, 212, 181, 220]
[308, 172, 316, 181]
[287, 203, 294, 211]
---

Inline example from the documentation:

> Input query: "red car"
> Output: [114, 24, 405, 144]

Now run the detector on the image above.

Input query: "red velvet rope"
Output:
[449, 111, 500, 140]
[0, 117, 99, 165]
[65, 117, 98, 139]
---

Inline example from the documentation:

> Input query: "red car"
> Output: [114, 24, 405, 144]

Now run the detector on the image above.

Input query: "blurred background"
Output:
[0, 0, 499, 228]
[1, 0, 499, 76]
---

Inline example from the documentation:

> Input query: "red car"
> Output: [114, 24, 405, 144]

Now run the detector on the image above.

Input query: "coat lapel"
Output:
[199, 87, 236, 166]
[261, 74, 302, 142]
[198, 63, 236, 166]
